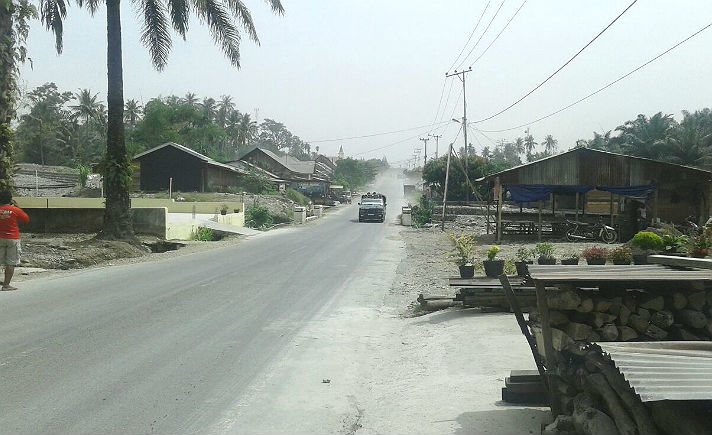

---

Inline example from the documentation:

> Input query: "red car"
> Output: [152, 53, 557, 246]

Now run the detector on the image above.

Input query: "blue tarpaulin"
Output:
[504, 184, 657, 203]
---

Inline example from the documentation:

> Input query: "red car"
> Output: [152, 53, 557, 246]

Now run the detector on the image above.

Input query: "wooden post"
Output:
[500, 275, 546, 378]
[535, 281, 560, 416]
[551, 193, 555, 215]
[169, 177, 173, 199]
[538, 200, 543, 241]
[575, 192, 579, 221]
[441, 143, 453, 231]
[496, 179, 503, 243]
[653, 189, 659, 222]
[610, 192, 614, 225]
[486, 199, 491, 235]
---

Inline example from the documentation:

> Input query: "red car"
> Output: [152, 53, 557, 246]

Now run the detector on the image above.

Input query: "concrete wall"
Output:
[16, 197, 244, 214]
[22, 207, 167, 237]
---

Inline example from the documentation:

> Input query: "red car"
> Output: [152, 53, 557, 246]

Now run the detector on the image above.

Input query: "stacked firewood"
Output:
[530, 288, 712, 344]
[529, 287, 712, 435]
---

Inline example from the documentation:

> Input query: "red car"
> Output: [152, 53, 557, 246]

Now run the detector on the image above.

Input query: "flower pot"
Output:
[632, 253, 648, 264]
[612, 259, 631, 265]
[515, 261, 532, 276]
[458, 265, 475, 278]
[586, 258, 606, 265]
[483, 259, 505, 277]
[561, 258, 579, 265]
[537, 257, 557, 265]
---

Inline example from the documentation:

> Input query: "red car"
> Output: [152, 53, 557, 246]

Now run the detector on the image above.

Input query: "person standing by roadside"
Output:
[0, 190, 29, 291]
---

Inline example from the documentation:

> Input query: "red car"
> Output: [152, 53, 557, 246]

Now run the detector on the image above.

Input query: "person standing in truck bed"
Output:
[0, 190, 29, 291]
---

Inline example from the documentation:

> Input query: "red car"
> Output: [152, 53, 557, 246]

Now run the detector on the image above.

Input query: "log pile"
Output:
[530, 286, 712, 435]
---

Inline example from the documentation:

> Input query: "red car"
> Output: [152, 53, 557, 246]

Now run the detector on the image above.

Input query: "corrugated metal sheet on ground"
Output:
[598, 341, 712, 402]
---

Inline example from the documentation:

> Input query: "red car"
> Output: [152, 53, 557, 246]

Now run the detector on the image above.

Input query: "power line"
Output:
[427, 78, 449, 135]
[309, 120, 450, 143]
[471, 0, 638, 124]
[479, 20, 712, 133]
[456, 0, 507, 71]
[469, 0, 527, 68]
[352, 127, 435, 157]
[447, 1, 491, 73]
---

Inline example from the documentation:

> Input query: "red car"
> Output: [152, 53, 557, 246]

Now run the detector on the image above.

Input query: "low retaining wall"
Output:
[15, 197, 244, 214]
[23, 207, 167, 238]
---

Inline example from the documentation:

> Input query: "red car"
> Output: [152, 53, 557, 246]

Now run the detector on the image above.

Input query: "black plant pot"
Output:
[515, 261, 532, 276]
[612, 259, 631, 265]
[561, 258, 579, 265]
[483, 260, 505, 277]
[632, 253, 648, 264]
[586, 258, 606, 265]
[459, 265, 475, 278]
[538, 257, 557, 265]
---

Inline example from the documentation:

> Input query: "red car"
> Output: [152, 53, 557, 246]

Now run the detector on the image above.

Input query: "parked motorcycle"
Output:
[565, 219, 618, 244]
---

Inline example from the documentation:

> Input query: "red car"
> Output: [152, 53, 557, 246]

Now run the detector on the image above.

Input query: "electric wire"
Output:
[455, 0, 507, 71]
[479, 20, 712, 133]
[309, 120, 450, 143]
[469, 0, 527, 68]
[471, 0, 638, 124]
[447, 1, 491, 73]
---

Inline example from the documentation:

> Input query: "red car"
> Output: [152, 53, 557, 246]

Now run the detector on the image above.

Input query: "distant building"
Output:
[237, 147, 335, 196]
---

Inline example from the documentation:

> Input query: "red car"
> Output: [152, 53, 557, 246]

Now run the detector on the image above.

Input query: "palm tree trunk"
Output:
[0, 4, 16, 191]
[102, 0, 134, 239]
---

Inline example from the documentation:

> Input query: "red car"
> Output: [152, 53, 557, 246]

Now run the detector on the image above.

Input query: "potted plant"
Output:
[535, 242, 557, 265]
[630, 232, 664, 264]
[689, 235, 711, 258]
[220, 204, 229, 215]
[514, 247, 534, 276]
[662, 233, 688, 255]
[449, 233, 476, 278]
[582, 247, 608, 265]
[609, 246, 632, 265]
[483, 246, 505, 277]
[561, 251, 580, 265]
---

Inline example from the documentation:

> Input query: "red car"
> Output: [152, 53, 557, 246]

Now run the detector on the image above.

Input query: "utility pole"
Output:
[446, 67, 472, 199]
[428, 134, 442, 159]
[441, 142, 453, 231]
[419, 137, 430, 167]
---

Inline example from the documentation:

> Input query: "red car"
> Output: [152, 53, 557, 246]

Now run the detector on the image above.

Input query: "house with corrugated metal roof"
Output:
[132, 142, 278, 192]
[236, 147, 335, 196]
[476, 147, 712, 241]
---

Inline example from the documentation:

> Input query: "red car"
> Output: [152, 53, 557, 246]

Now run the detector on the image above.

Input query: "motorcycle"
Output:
[565, 219, 618, 244]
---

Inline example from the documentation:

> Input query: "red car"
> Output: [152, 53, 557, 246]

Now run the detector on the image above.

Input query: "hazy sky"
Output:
[19, 1, 712, 166]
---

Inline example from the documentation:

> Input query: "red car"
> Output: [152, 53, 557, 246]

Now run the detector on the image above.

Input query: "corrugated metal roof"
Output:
[598, 341, 712, 402]
[132, 142, 241, 173]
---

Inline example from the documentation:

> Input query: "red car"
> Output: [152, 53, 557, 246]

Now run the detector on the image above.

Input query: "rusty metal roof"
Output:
[598, 342, 712, 402]
[528, 264, 712, 283]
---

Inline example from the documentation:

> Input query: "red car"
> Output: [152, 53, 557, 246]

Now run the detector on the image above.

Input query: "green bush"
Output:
[77, 164, 90, 187]
[535, 242, 556, 259]
[286, 188, 310, 206]
[411, 195, 434, 228]
[245, 204, 274, 229]
[631, 232, 664, 251]
[194, 227, 214, 241]
[239, 171, 276, 194]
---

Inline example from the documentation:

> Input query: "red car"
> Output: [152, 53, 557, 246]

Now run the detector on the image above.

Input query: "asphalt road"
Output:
[0, 171, 405, 434]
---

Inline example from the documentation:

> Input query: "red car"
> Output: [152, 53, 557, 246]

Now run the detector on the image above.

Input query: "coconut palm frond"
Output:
[39, 0, 68, 53]
[139, 0, 172, 70]
[225, 0, 258, 43]
[76, 0, 101, 15]
[193, 0, 241, 68]
[167, 0, 190, 38]
[264, 0, 283, 14]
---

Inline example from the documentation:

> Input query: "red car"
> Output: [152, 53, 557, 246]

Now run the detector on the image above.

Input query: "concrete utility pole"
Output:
[428, 134, 442, 159]
[441, 143, 454, 231]
[446, 67, 472, 175]
[419, 137, 430, 167]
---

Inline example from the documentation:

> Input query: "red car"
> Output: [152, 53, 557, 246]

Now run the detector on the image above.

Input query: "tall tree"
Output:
[541, 134, 558, 155]
[615, 112, 676, 159]
[40, 0, 284, 239]
[71, 88, 102, 124]
[123, 99, 141, 127]
[181, 92, 199, 108]
[523, 129, 536, 162]
[0, 0, 35, 190]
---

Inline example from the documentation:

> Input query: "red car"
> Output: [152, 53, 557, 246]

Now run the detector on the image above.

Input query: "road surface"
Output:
[0, 172, 406, 434]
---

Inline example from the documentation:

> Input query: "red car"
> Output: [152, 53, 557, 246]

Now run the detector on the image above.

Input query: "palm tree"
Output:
[71, 89, 102, 124]
[236, 113, 257, 148]
[124, 99, 142, 127]
[664, 112, 712, 168]
[615, 112, 676, 160]
[201, 97, 217, 122]
[541, 134, 558, 155]
[523, 129, 536, 162]
[40, 0, 285, 239]
[181, 92, 199, 108]
[216, 95, 234, 128]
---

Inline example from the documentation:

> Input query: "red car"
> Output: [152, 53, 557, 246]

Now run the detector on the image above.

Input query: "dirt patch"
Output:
[20, 233, 150, 270]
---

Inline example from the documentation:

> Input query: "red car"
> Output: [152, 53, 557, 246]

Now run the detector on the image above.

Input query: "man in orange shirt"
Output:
[0, 190, 29, 291]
